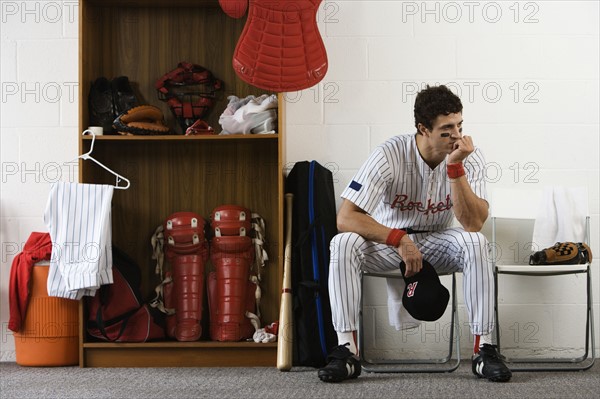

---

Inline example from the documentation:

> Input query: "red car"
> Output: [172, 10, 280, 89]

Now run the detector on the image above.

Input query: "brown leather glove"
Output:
[113, 105, 170, 135]
[529, 242, 593, 265]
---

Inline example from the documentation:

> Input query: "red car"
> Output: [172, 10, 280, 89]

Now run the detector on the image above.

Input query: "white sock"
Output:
[337, 331, 357, 355]
[480, 333, 493, 347]
[474, 333, 494, 354]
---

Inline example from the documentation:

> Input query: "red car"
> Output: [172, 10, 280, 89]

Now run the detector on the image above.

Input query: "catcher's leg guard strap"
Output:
[211, 205, 252, 237]
[162, 272, 177, 339]
[164, 212, 208, 258]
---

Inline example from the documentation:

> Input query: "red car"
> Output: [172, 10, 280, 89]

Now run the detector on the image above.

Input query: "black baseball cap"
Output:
[399, 260, 450, 322]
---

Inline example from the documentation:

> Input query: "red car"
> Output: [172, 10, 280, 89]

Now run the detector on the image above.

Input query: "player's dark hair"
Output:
[414, 85, 463, 133]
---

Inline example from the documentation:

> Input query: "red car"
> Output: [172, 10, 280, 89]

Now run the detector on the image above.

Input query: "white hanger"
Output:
[78, 129, 131, 189]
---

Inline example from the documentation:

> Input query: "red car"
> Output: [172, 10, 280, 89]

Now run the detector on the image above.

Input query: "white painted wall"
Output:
[1, 1, 598, 361]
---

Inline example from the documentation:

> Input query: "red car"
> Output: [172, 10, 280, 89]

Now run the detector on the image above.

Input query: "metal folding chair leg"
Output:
[358, 272, 460, 373]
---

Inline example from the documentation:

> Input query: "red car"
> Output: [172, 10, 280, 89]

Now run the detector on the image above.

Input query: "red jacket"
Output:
[8, 232, 53, 332]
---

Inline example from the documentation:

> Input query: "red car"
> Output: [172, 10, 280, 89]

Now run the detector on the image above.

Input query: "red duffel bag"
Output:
[87, 247, 165, 342]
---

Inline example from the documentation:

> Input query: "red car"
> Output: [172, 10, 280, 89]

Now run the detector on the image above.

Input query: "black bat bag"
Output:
[285, 160, 338, 368]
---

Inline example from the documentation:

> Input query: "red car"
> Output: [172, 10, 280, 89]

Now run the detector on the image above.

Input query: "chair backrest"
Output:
[490, 187, 543, 220]
[491, 186, 589, 218]
[491, 186, 590, 247]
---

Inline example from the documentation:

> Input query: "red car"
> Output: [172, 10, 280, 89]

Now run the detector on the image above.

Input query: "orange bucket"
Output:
[14, 262, 79, 366]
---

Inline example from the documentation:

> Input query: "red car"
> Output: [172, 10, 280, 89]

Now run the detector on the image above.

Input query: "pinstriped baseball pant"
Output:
[328, 229, 495, 336]
[44, 181, 114, 299]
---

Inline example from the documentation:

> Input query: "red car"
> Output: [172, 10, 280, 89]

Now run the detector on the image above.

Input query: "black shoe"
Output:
[318, 344, 361, 383]
[472, 344, 512, 382]
[88, 77, 115, 133]
[111, 76, 139, 116]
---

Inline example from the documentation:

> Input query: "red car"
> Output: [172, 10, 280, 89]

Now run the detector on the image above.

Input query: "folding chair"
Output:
[357, 270, 460, 373]
[491, 187, 595, 371]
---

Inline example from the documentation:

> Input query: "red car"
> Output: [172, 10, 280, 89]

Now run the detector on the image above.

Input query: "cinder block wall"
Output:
[1, 1, 598, 360]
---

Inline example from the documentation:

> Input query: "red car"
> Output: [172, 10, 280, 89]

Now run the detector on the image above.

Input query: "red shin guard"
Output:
[208, 205, 256, 342]
[209, 236, 254, 341]
[171, 255, 204, 341]
[163, 212, 208, 342]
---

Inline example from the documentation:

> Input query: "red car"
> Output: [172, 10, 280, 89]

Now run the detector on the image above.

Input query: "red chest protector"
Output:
[222, 0, 328, 92]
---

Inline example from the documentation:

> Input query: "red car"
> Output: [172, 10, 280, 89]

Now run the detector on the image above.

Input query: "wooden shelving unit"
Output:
[78, 0, 285, 367]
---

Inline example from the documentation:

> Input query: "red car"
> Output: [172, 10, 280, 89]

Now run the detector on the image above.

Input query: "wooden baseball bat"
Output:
[277, 193, 294, 371]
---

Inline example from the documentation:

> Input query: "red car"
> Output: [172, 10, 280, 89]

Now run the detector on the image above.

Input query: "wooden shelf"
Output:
[84, 341, 277, 349]
[82, 342, 277, 368]
[82, 134, 278, 141]
[86, 0, 220, 7]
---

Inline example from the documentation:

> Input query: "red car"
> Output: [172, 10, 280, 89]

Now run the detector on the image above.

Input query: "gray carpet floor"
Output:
[1, 361, 599, 399]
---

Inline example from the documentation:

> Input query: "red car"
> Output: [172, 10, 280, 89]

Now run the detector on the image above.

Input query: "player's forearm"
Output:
[337, 204, 390, 244]
[450, 177, 488, 232]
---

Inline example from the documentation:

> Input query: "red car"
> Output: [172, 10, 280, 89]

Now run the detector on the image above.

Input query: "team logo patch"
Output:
[349, 180, 362, 191]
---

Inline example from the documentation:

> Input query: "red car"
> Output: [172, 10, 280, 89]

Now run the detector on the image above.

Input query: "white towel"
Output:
[386, 277, 421, 331]
[44, 182, 114, 299]
[532, 186, 588, 250]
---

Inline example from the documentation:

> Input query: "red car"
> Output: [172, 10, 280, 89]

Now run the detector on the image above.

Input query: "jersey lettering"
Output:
[390, 194, 452, 215]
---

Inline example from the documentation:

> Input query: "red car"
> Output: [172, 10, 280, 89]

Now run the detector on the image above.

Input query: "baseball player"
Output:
[318, 85, 512, 383]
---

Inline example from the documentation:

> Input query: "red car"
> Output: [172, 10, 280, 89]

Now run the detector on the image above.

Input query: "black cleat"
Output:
[318, 344, 361, 383]
[88, 77, 115, 134]
[472, 344, 512, 382]
[111, 76, 139, 116]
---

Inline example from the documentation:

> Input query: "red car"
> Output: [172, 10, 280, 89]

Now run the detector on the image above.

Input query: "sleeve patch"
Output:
[349, 180, 362, 191]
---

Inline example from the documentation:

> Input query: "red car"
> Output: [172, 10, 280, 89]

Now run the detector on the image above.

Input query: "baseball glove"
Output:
[113, 105, 170, 135]
[529, 242, 593, 265]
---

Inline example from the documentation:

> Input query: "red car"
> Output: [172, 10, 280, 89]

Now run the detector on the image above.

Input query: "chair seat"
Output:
[496, 263, 590, 275]
[363, 270, 455, 278]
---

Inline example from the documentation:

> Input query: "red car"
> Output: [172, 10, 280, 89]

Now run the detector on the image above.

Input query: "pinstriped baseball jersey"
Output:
[44, 181, 114, 299]
[341, 133, 488, 230]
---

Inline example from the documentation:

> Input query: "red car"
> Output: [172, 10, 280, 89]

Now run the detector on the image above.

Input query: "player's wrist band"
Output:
[386, 228, 407, 247]
[447, 162, 465, 179]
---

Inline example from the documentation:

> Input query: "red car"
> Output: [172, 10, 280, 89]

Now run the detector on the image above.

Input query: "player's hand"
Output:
[397, 235, 422, 277]
[448, 135, 474, 164]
